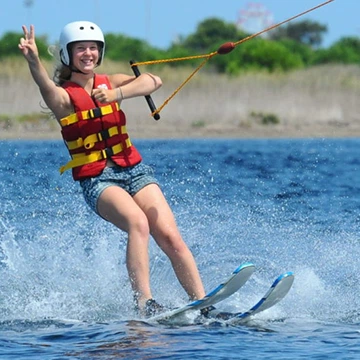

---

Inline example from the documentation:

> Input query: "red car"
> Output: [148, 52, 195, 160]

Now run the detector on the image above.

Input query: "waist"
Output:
[106, 158, 117, 168]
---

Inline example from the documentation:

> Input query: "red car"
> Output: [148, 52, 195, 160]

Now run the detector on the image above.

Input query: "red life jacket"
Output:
[59, 74, 142, 181]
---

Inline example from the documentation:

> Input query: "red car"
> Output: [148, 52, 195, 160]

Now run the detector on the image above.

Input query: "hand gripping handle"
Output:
[129, 60, 160, 120]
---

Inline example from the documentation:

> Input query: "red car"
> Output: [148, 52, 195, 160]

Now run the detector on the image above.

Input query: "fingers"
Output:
[92, 89, 112, 103]
[18, 32, 27, 50]
[92, 89, 99, 98]
[21, 24, 35, 40]
[19, 25, 36, 56]
[92, 89, 106, 98]
[29, 24, 35, 39]
[92, 89, 102, 101]
[21, 25, 28, 38]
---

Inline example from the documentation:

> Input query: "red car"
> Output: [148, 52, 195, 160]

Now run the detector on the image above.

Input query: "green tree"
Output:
[105, 33, 164, 62]
[212, 38, 304, 74]
[278, 38, 314, 66]
[269, 20, 327, 48]
[312, 37, 360, 64]
[182, 17, 246, 53]
[163, 43, 193, 67]
[0, 31, 51, 59]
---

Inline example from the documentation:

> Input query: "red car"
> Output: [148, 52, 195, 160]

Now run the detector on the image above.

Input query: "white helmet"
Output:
[59, 21, 105, 66]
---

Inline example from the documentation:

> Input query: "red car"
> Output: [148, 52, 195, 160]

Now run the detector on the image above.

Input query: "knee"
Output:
[156, 231, 189, 256]
[129, 213, 150, 238]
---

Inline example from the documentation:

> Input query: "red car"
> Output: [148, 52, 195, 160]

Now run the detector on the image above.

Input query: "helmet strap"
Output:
[70, 66, 87, 75]
[69, 63, 98, 75]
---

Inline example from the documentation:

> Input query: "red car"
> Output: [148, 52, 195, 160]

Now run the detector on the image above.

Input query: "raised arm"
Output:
[18, 25, 70, 117]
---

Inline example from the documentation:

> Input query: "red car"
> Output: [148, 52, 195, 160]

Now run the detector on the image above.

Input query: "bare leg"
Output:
[134, 184, 206, 300]
[97, 186, 153, 308]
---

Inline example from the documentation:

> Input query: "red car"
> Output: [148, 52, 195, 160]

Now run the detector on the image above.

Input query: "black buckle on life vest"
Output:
[89, 107, 102, 119]
[98, 129, 111, 141]
[104, 147, 114, 158]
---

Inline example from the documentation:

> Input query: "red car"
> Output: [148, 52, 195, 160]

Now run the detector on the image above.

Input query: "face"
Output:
[71, 41, 100, 72]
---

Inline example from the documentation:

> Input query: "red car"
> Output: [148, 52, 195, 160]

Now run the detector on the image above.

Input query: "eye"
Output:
[74, 44, 85, 51]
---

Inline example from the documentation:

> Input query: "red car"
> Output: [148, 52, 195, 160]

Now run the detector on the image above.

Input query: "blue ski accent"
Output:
[152, 262, 256, 323]
[226, 272, 294, 324]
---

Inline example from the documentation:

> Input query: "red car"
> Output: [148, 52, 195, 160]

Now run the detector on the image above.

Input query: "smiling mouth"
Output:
[81, 59, 93, 65]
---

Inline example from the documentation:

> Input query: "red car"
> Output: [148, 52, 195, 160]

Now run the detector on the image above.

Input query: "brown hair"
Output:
[53, 64, 72, 86]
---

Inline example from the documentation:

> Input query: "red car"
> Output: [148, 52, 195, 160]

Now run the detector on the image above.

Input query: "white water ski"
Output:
[152, 262, 256, 323]
[223, 272, 294, 324]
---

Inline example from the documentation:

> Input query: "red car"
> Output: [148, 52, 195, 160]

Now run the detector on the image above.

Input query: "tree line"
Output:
[1, 18, 359, 74]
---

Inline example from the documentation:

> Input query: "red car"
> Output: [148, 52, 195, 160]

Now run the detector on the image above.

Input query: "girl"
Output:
[19, 21, 206, 317]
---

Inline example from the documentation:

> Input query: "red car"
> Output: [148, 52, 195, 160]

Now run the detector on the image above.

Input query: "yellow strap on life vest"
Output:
[60, 103, 120, 127]
[83, 125, 126, 149]
[66, 125, 127, 150]
[59, 138, 132, 174]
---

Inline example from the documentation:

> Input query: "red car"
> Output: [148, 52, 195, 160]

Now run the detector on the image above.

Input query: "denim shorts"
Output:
[80, 162, 159, 215]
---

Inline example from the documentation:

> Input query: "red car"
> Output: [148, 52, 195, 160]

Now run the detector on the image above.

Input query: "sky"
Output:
[0, 0, 357, 50]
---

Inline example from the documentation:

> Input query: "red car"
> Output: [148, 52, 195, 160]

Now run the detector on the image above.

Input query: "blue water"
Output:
[1, 138, 360, 359]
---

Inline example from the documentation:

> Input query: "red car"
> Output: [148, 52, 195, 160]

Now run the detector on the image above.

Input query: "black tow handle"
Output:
[129, 60, 160, 120]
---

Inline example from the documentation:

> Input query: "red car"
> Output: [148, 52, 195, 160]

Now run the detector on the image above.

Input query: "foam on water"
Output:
[0, 139, 359, 329]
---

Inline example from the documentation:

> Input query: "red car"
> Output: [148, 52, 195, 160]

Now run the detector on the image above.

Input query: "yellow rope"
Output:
[232, 0, 334, 47]
[133, 52, 217, 66]
[153, 54, 216, 116]
[131, 0, 334, 117]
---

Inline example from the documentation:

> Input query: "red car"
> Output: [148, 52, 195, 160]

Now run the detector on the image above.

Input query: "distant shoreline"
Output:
[2, 64, 360, 141]
[1, 121, 360, 141]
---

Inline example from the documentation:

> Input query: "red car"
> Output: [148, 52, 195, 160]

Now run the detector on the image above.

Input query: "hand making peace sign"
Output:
[18, 25, 39, 62]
